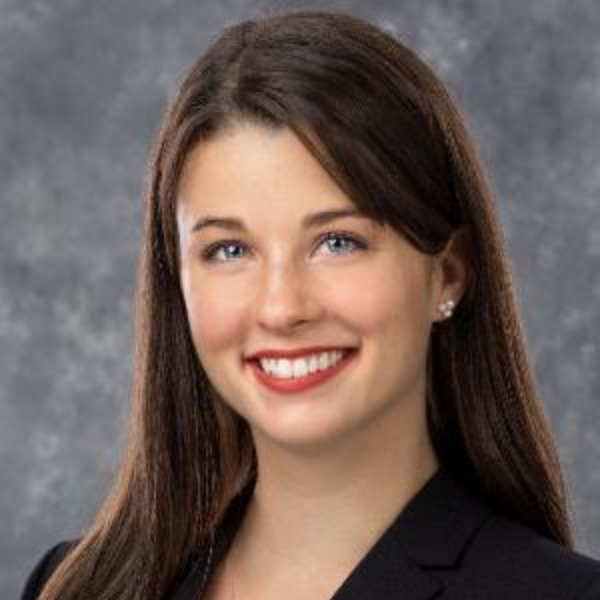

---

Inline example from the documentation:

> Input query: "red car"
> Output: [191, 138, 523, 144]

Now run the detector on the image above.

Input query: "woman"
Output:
[21, 9, 600, 600]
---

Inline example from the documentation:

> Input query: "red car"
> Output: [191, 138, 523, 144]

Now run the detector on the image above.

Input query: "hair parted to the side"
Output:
[37, 9, 574, 600]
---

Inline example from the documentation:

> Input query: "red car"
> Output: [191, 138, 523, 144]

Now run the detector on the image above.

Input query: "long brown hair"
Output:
[38, 8, 574, 600]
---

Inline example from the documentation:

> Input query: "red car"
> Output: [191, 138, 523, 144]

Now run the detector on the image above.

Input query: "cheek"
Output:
[353, 275, 433, 394]
[330, 263, 431, 336]
[183, 283, 245, 355]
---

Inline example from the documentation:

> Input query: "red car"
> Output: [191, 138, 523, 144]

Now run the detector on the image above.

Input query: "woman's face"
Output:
[177, 123, 454, 453]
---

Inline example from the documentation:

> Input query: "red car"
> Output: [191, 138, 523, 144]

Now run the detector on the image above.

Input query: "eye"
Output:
[199, 231, 366, 264]
[315, 231, 366, 256]
[200, 240, 250, 263]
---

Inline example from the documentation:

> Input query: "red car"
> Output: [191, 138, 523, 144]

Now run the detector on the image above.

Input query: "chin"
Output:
[247, 408, 368, 456]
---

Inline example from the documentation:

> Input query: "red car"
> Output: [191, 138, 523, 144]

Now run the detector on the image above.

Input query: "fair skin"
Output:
[176, 122, 468, 599]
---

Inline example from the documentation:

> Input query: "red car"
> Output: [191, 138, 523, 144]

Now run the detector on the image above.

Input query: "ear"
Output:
[430, 226, 470, 323]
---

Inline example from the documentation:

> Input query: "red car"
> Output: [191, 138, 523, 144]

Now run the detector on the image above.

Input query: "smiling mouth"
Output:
[245, 348, 359, 394]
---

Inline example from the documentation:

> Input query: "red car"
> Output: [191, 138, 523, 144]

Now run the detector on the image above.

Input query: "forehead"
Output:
[177, 124, 350, 209]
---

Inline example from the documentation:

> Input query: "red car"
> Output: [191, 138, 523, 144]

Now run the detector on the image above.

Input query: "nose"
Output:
[254, 260, 322, 332]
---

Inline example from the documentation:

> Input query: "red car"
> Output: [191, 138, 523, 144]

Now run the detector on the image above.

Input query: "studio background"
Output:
[1, 1, 599, 597]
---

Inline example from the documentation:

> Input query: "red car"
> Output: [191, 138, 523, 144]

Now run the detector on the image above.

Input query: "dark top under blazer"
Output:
[20, 464, 600, 600]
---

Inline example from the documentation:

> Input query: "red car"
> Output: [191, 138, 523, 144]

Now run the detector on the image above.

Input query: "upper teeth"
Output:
[258, 350, 349, 379]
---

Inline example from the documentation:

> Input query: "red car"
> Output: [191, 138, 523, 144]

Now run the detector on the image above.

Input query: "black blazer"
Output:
[20, 464, 600, 600]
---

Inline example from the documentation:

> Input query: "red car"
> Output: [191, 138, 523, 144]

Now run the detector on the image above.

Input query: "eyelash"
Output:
[200, 231, 367, 264]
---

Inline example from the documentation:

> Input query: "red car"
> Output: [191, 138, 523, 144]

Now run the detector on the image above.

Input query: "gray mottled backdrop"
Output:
[2, 0, 599, 596]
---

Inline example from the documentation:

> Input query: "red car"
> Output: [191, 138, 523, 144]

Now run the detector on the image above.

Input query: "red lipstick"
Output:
[246, 348, 359, 394]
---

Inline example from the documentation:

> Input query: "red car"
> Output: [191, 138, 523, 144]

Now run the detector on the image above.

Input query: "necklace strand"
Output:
[197, 534, 214, 598]
[227, 540, 236, 600]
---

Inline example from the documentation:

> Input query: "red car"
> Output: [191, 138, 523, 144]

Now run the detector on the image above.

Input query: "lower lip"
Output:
[246, 349, 359, 394]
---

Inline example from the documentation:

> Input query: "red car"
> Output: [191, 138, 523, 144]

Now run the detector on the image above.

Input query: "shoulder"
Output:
[20, 538, 80, 600]
[458, 511, 600, 599]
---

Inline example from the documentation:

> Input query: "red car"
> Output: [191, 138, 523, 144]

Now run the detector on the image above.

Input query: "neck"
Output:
[229, 388, 440, 592]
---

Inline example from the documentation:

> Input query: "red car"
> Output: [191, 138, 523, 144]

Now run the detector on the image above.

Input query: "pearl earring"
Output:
[438, 299, 456, 319]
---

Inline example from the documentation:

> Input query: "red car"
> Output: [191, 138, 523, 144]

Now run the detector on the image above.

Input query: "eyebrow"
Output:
[190, 208, 369, 234]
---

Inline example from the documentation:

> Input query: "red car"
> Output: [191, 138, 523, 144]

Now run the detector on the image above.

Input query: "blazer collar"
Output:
[177, 463, 494, 600]
[329, 464, 494, 600]
[391, 463, 494, 567]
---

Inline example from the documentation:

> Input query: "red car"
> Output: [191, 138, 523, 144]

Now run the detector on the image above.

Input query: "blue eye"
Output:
[200, 231, 366, 264]
[317, 231, 365, 256]
[200, 240, 250, 263]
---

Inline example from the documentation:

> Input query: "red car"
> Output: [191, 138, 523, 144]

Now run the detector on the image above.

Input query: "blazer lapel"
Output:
[329, 523, 443, 600]
[329, 465, 494, 600]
